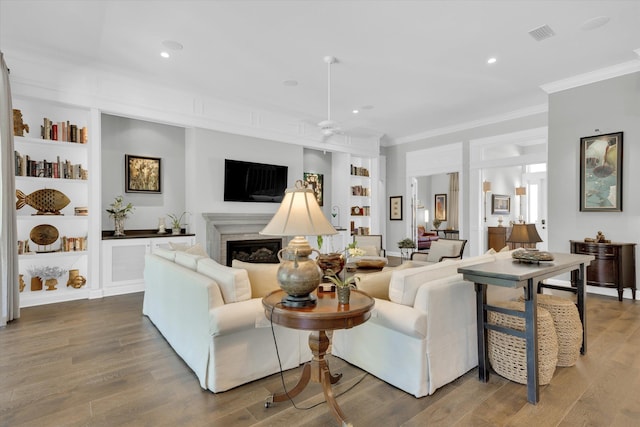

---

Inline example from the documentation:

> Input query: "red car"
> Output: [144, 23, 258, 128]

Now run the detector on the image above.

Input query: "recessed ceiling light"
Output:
[162, 40, 183, 51]
[283, 80, 298, 87]
[487, 57, 497, 64]
[580, 16, 610, 31]
[352, 109, 359, 114]
[160, 51, 170, 58]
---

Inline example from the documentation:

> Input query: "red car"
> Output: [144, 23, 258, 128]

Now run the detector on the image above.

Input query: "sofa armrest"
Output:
[209, 298, 268, 336]
[366, 299, 428, 338]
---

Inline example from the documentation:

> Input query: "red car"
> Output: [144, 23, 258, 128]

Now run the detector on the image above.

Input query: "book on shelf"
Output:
[14, 151, 88, 180]
[38, 117, 88, 143]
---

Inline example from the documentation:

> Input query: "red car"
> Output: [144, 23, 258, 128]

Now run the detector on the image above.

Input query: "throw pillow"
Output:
[354, 270, 392, 300]
[361, 245, 379, 256]
[197, 258, 251, 303]
[231, 260, 280, 298]
[169, 242, 208, 257]
[485, 248, 497, 255]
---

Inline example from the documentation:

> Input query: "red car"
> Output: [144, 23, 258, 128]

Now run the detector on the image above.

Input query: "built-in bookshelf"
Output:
[13, 97, 92, 307]
[350, 157, 372, 236]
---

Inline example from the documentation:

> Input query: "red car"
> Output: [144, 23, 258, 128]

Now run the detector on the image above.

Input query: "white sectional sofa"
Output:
[142, 248, 311, 393]
[331, 250, 520, 398]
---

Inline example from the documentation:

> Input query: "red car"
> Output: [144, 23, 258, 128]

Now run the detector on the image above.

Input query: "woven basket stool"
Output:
[519, 294, 583, 367]
[487, 301, 558, 385]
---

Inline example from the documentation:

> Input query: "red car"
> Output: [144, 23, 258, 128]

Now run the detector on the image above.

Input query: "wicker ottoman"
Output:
[522, 294, 583, 367]
[488, 301, 558, 385]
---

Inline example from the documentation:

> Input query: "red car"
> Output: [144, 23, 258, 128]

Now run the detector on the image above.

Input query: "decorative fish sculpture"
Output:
[16, 189, 70, 215]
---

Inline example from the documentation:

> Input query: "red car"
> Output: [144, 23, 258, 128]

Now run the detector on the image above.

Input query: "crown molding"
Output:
[5, 49, 380, 158]
[540, 57, 640, 94]
[388, 104, 548, 146]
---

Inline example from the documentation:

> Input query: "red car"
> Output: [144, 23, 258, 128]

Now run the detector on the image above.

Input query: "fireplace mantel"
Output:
[202, 212, 282, 264]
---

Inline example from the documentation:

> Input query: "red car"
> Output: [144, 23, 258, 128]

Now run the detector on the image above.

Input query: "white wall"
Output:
[185, 127, 304, 249]
[101, 114, 186, 231]
[548, 72, 640, 299]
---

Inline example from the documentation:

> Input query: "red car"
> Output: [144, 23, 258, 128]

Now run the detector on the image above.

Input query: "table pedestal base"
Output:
[266, 330, 351, 426]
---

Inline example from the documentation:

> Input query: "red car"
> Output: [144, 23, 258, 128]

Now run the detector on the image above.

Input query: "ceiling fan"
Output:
[317, 55, 343, 139]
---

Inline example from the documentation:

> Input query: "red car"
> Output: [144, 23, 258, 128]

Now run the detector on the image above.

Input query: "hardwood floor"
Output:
[1, 292, 638, 427]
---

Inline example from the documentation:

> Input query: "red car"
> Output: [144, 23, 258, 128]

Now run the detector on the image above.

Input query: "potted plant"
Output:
[397, 238, 417, 261]
[324, 272, 359, 305]
[168, 212, 187, 234]
[106, 195, 134, 236]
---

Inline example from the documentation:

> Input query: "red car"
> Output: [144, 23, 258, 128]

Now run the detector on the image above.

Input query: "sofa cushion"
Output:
[231, 260, 281, 298]
[154, 247, 176, 261]
[197, 258, 251, 303]
[174, 251, 206, 270]
[389, 261, 461, 306]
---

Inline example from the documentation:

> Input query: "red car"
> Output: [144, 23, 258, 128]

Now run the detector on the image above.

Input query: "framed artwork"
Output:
[579, 131, 623, 212]
[303, 172, 323, 206]
[390, 196, 403, 220]
[492, 194, 510, 215]
[125, 155, 162, 193]
[434, 194, 447, 221]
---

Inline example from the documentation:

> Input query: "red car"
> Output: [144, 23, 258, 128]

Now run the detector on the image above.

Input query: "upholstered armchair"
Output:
[410, 239, 467, 264]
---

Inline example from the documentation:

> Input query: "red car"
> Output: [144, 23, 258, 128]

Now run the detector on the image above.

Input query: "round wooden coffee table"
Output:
[262, 289, 375, 426]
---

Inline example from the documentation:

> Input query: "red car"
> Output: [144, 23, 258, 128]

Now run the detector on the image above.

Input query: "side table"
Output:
[262, 289, 375, 426]
[458, 252, 593, 404]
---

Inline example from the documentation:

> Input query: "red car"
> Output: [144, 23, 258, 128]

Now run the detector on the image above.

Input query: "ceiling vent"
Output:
[528, 24, 556, 42]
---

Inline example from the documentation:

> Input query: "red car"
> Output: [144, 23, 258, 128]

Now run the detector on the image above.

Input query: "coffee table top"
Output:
[263, 289, 375, 331]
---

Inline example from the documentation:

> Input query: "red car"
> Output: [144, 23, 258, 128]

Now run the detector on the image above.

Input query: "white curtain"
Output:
[1, 51, 20, 325]
[448, 172, 459, 231]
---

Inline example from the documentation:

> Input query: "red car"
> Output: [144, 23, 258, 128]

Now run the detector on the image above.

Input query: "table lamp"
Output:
[507, 223, 542, 249]
[261, 180, 337, 307]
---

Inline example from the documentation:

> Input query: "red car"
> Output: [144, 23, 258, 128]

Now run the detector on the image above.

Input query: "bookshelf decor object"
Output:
[14, 98, 92, 307]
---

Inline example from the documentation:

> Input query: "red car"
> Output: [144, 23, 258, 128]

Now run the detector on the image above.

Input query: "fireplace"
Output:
[202, 212, 288, 265]
[226, 239, 281, 266]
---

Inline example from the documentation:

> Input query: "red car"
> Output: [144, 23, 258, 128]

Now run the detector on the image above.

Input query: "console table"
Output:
[570, 240, 636, 301]
[262, 289, 374, 426]
[458, 253, 594, 404]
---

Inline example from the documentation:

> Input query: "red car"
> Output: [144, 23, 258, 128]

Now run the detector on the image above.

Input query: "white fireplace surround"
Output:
[202, 213, 286, 265]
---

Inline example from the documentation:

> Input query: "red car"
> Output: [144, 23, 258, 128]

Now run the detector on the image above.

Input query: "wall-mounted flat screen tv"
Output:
[224, 159, 288, 203]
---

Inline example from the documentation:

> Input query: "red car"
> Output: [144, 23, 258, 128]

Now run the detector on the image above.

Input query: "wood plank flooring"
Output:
[1, 292, 639, 427]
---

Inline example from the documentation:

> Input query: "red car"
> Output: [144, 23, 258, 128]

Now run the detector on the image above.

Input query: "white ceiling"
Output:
[1, 0, 639, 144]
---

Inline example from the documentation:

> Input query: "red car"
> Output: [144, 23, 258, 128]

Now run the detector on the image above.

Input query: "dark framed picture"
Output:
[434, 194, 447, 221]
[492, 194, 510, 215]
[579, 131, 623, 212]
[303, 172, 323, 206]
[125, 155, 161, 193]
[390, 196, 403, 220]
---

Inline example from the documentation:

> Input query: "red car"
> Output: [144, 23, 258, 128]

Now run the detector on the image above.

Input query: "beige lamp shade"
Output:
[483, 181, 492, 192]
[261, 181, 337, 237]
[515, 186, 526, 196]
[507, 223, 542, 244]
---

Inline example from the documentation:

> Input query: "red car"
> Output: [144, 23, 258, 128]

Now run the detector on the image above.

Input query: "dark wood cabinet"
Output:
[488, 226, 508, 251]
[570, 240, 636, 301]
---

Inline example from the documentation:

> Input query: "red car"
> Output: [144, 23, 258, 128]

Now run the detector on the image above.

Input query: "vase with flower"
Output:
[106, 195, 134, 236]
[316, 235, 345, 279]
